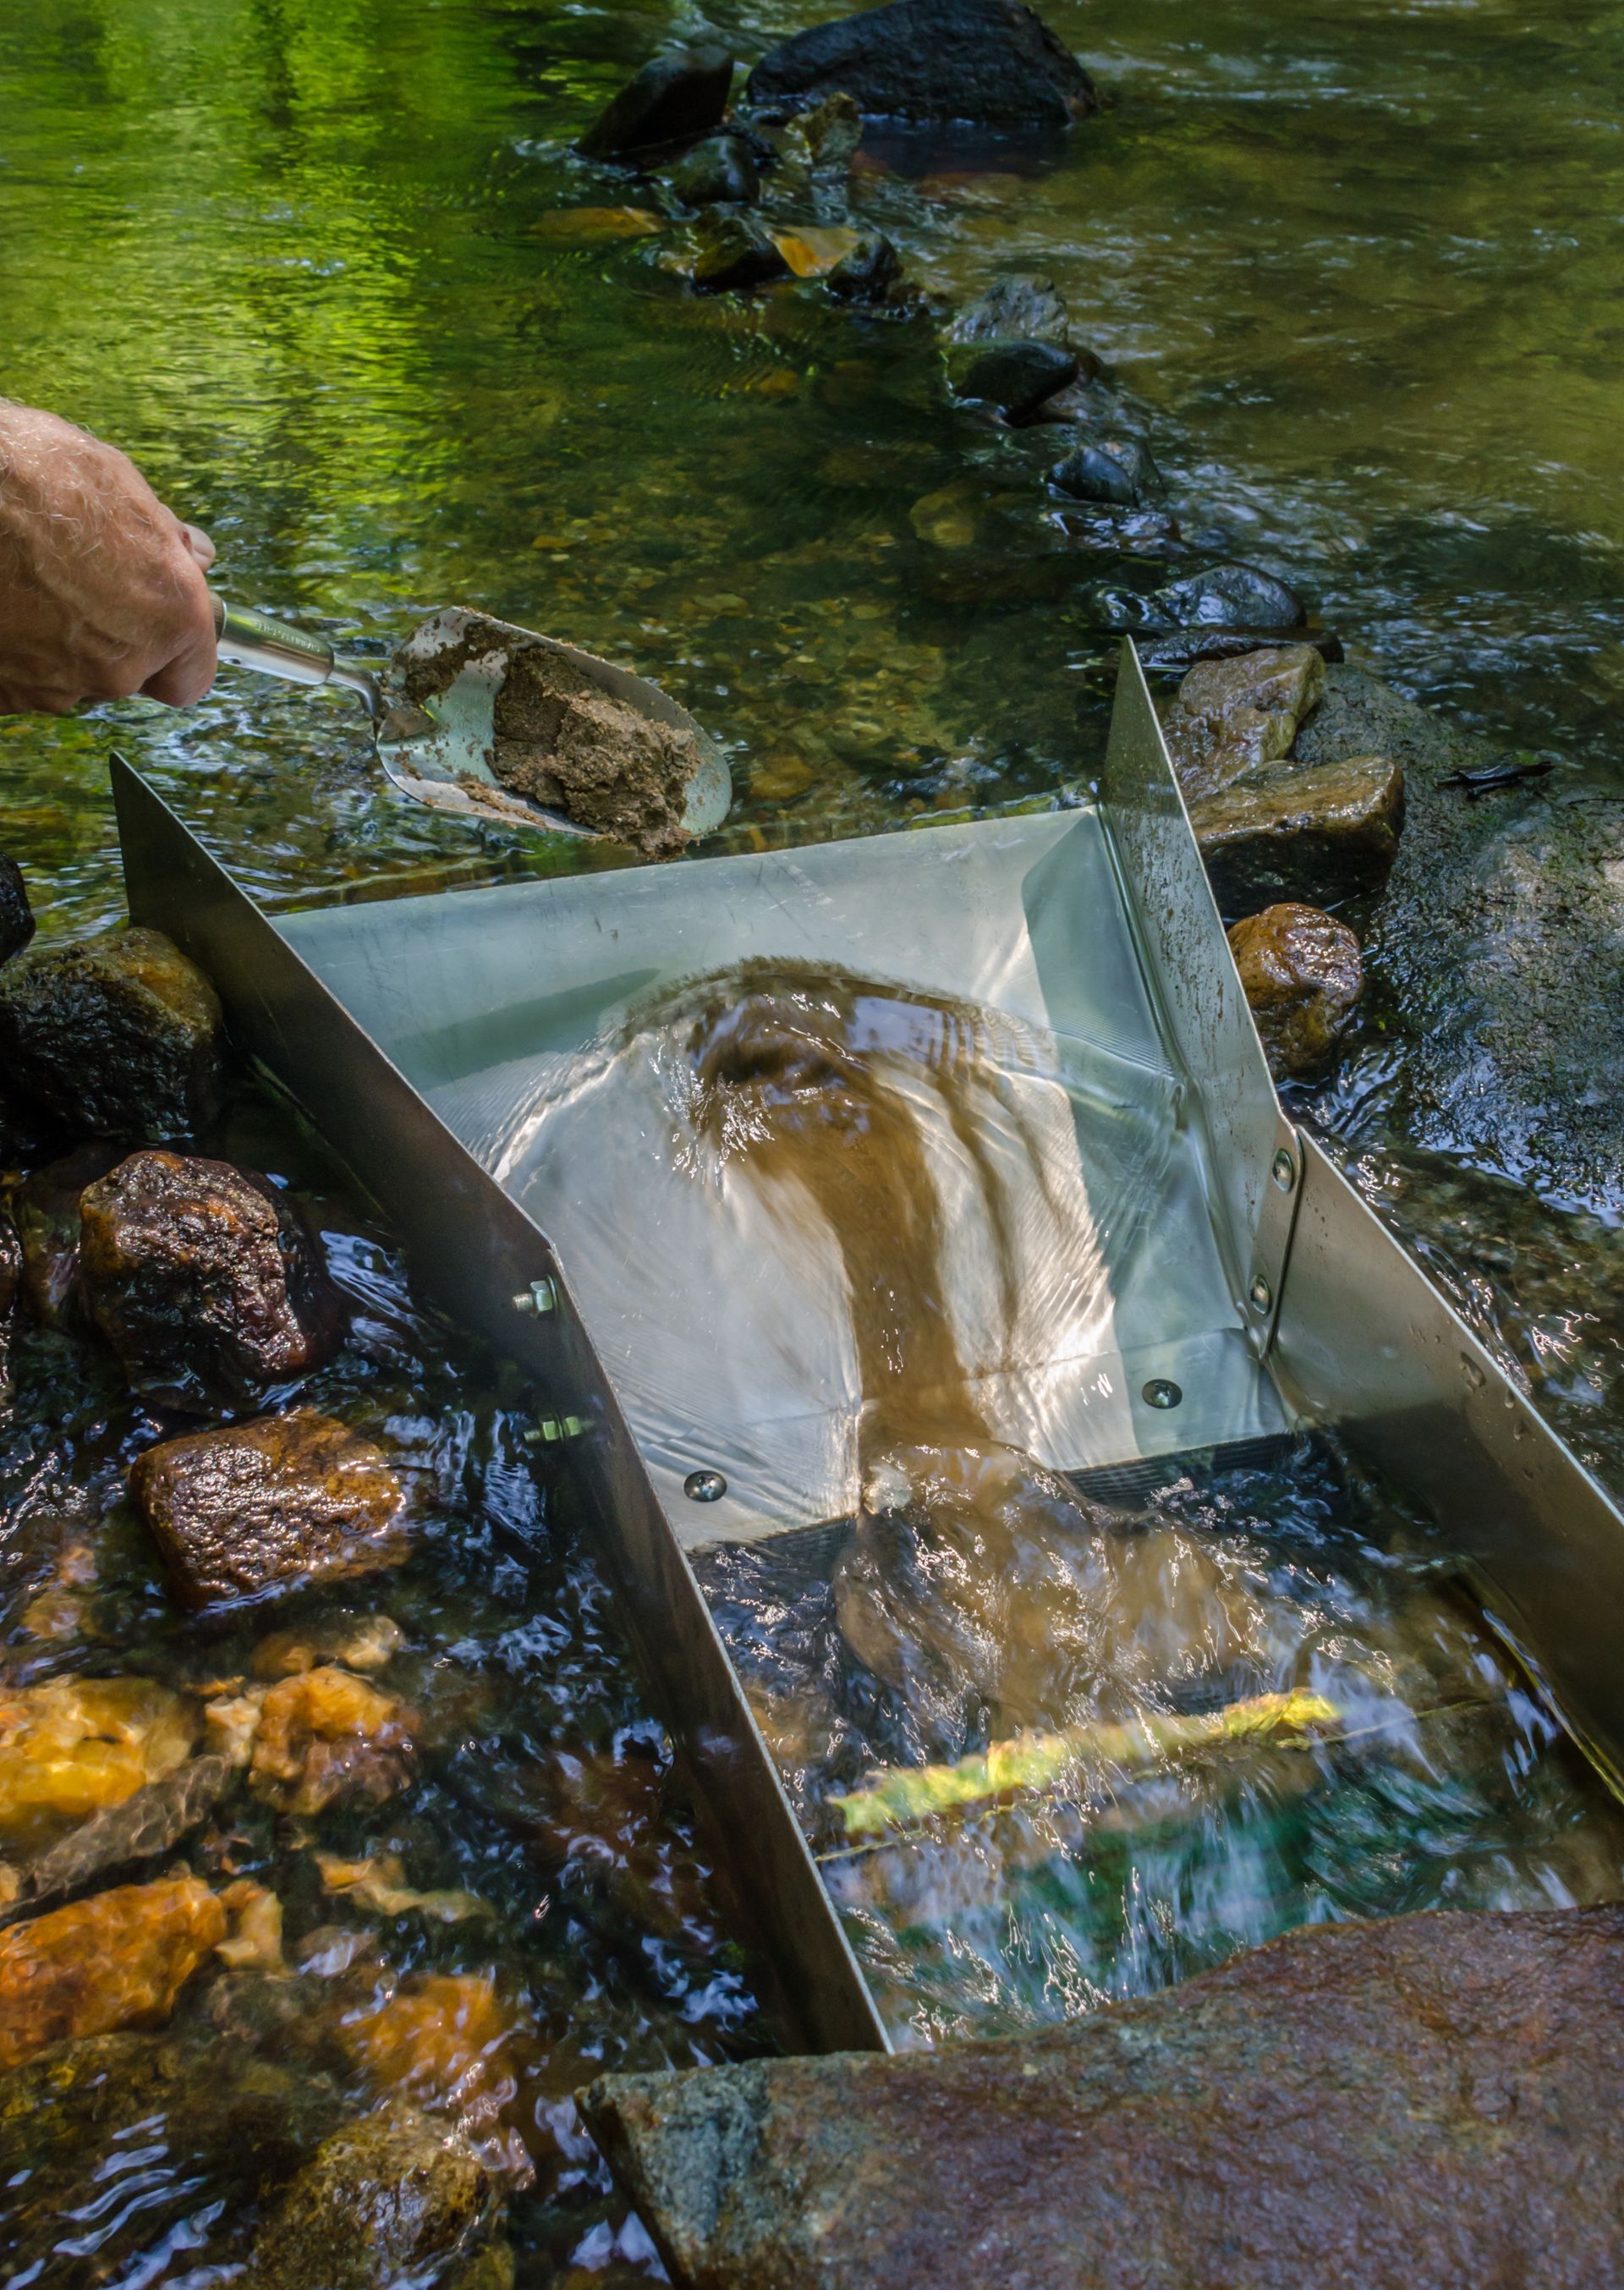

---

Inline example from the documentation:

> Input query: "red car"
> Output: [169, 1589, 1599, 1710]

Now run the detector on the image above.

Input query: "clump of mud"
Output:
[400, 615, 705, 858]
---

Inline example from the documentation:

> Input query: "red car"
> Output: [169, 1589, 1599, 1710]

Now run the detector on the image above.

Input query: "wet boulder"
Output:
[951, 273, 1071, 345]
[1162, 642, 1326, 805]
[1051, 436, 1161, 508]
[1189, 752, 1405, 912]
[956, 338, 1078, 421]
[1149, 559, 1306, 633]
[4, 1142, 120, 1326]
[0, 925, 223, 1142]
[0, 852, 35, 964]
[244, 2103, 502, 2290]
[747, 0, 1098, 130]
[1226, 903, 1363, 1079]
[78, 1149, 343, 1411]
[248, 1664, 416, 1815]
[131, 1409, 409, 1610]
[576, 43, 733, 162]
[3, 1755, 238, 1925]
[583, 1905, 1624, 2290]
[670, 132, 760, 206]
[690, 210, 792, 293]
[0, 1873, 226, 2071]
[827, 233, 905, 305]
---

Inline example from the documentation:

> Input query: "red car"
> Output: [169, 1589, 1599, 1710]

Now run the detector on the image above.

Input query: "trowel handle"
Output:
[211, 593, 382, 717]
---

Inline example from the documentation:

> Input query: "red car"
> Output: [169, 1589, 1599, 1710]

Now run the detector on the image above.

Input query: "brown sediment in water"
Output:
[400, 616, 705, 858]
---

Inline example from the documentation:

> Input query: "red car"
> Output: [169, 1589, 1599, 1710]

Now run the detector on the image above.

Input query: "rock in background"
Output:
[747, 0, 1097, 129]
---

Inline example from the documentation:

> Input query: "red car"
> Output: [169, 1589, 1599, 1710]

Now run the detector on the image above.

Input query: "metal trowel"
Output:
[210, 595, 732, 845]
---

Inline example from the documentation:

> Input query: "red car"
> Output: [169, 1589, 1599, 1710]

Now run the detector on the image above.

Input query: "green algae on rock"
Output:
[584, 1905, 1624, 2290]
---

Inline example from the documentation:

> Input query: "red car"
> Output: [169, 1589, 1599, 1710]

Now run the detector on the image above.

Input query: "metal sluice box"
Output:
[112, 645, 1624, 2054]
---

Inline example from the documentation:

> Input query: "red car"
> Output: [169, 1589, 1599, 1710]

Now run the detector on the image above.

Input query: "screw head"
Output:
[512, 1278, 557, 1315]
[1270, 1149, 1297, 1193]
[1248, 1272, 1273, 1315]
[1142, 1378, 1182, 1410]
[684, 1469, 727, 1503]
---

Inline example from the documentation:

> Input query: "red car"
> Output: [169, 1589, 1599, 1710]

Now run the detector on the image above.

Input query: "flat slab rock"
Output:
[583, 1905, 1624, 2290]
[131, 1409, 409, 1608]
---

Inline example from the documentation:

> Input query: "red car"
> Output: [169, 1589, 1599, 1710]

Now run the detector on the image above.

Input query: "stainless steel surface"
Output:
[1095, 640, 1303, 1356]
[108, 750, 887, 2058]
[1276, 1134, 1624, 1788]
[275, 796, 1287, 1547]
[208, 596, 733, 848]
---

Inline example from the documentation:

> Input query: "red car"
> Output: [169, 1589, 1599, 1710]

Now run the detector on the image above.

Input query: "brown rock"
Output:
[3, 1142, 120, 1326]
[0, 1674, 198, 1849]
[130, 1409, 409, 1609]
[341, 1972, 542, 2184]
[249, 1664, 415, 1815]
[0, 1874, 227, 2071]
[0, 925, 223, 1141]
[1162, 642, 1326, 805]
[1226, 903, 1363, 1079]
[582, 1906, 1624, 2290]
[79, 1149, 343, 1411]
[1189, 751, 1404, 912]
[243, 2101, 500, 2290]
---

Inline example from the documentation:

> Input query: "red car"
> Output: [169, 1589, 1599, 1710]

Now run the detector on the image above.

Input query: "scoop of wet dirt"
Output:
[401, 618, 705, 859]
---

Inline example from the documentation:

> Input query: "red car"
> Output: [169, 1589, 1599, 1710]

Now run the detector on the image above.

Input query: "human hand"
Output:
[0, 403, 217, 715]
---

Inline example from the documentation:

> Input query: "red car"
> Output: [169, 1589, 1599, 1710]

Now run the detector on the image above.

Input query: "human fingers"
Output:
[0, 682, 83, 717]
[177, 519, 216, 573]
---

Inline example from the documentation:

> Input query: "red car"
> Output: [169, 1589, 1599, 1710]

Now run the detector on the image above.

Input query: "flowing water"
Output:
[5, 0, 1624, 2268]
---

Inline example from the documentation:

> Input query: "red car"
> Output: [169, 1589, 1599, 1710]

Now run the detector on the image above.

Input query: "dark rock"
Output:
[583, 1905, 1624, 2290]
[243, 2103, 501, 2290]
[2, 1755, 239, 1925]
[951, 272, 1070, 344]
[131, 1408, 409, 1609]
[1189, 753, 1405, 912]
[1298, 667, 1624, 1210]
[1161, 643, 1327, 805]
[1227, 903, 1363, 1079]
[4, 1142, 119, 1326]
[793, 90, 865, 171]
[576, 44, 733, 162]
[1137, 626, 1345, 673]
[0, 925, 223, 1142]
[79, 1150, 343, 1412]
[747, 0, 1098, 129]
[826, 233, 904, 303]
[1051, 437, 1160, 507]
[690, 210, 792, 293]
[957, 338, 1077, 420]
[670, 134, 760, 206]
[1151, 559, 1306, 632]
[0, 853, 35, 964]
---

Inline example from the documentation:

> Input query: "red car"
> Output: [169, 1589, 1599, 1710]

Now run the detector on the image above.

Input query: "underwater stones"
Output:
[1227, 903, 1363, 1079]
[576, 44, 733, 162]
[0, 852, 34, 964]
[0, 924, 223, 1142]
[0, 1874, 226, 2070]
[1150, 559, 1306, 633]
[131, 1409, 409, 1609]
[951, 273, 1071, 345]
[747, 0, 1097, 130]
[584, 1905, 1624, 2290]
[0, 1674, 197, 1849]
[1162, 642, 1327, 805]
[79, 1149, 343, 1411]
[789, 89, 864, 171]
[957, 338, 1078, 420]
[248, 1664, 416, 1815]
[1051, 437, 1160, 508]
[3, 1755, 238, 1925]
[342, 1973, 540, 2183]
[243, 2103, 501, 2290]
[690, 210, 792, 292]
[5, 1143, 116, 1326]
[670, 133, 760, 206]
[1189, 753, 1405, 912]
[826, 233, 905, 304]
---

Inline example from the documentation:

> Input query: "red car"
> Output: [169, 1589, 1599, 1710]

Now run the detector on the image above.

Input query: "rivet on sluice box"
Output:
[1270, 1149, 1297, 1192]
[1142, 1378, 1182, 1410]
[684, 1469, 727, 1503]
[512, 1278, 557, 1315]
[1248, 1272, 1274, 1315]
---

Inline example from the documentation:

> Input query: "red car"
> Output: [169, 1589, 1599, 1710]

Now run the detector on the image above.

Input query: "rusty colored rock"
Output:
[79, 1149, 343, 1410]
[1189, 751, 1404, 912]
[0, 1674, 197, 1848]
[583, 1905, 1624, 2290]
[0, 1874, 226, 2070]
[0, 925, 223, 1141]
[249, 1664, 415, 1815]
[1226, 903, 1363, 1079]
[1162, 642, 1326, 805]
[2, 1755, 238, 1925]
[242, 2101, 500, 2290]
[130, 1409, 409, 1609]
[342, 1972, 543, 2184]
